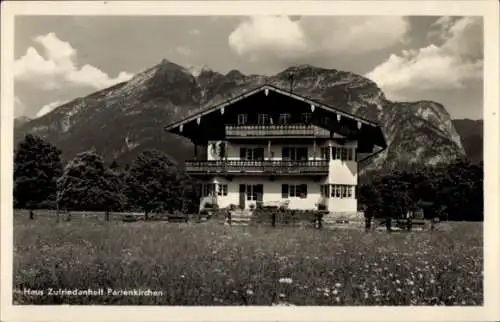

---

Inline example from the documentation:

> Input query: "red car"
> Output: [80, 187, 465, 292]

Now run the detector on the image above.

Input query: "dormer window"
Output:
[302, 112, 312, 124]
[258, 113, 269, 125]
[279, 113, 291, 124]
[237, 113, 248, 125]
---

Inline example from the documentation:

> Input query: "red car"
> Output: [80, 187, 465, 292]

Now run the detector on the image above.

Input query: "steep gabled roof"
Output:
[165, 84, 379, 131]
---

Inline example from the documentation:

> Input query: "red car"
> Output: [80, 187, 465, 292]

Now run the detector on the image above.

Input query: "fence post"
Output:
[271, 212, 276, 227]
[317, 213, 323, 229]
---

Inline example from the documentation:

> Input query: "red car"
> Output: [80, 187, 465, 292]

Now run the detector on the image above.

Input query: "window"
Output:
[329, 184, 355, 199]
[246, 184, 262, 201]
[282, 184, 307, 198]
[203, 183, 216, 197]
[302, 112, 312, 123]
[237, 113, 248, 125]
[282, 147, 308, 161]
[320, 147, 330, 160]
[320, 184, 330, 197]
[335, 185, 342, 198]
[341, 185, 348, 198]
[347, 148, 353, 161]
[240, 147, 264, 160]
[257, 113, 269, 125]
[217, 184, 228, 196]
[341, 148, 348, 160]
[279, 113, 291, 124]
[331, 147, 355, 160]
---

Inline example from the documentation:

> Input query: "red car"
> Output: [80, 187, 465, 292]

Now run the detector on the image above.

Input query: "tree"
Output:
[58, 150, 126, 220]
[14, 134, 63, 219]
[126, 149, 182, 219]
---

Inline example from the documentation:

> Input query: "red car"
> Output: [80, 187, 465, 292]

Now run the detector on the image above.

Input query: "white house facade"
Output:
[165, 84, 386, 216]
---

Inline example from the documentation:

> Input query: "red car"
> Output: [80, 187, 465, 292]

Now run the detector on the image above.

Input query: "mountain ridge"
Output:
[15, 60, 466, 173]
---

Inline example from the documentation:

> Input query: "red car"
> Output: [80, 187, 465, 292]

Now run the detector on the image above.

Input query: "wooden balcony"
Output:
[225, 124, 330, 138]
[185, 160, 329, 175]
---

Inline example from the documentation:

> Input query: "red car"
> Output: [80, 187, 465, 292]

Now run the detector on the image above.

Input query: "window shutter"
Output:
[240, 148, 246, 159]
[281, 184, 289, 198]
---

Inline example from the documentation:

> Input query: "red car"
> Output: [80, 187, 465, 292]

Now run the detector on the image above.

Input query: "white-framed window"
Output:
[240, 147, 264, 160]
[331, 147, 355, 161]
[257, 113, 270, 125]
[320, 184, 330, 197]
[282, 184, 308, 198]
[217, 184, 228, 196]
[237, 113, 248, 125]
[328, 184, 356, 199]
[279, 113, 291, 124]
[246, 184, 262, 201]
[320, 147, 330, 160]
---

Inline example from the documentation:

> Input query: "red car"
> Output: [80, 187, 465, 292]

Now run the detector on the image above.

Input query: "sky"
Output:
[14, 15, 483, 120]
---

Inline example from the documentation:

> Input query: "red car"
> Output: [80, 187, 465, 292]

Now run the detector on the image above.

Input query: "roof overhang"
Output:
[165, 84, 387, 150]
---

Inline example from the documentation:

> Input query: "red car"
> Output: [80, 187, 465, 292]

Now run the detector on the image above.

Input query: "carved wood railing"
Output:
[185, 160, 329, 175]
[225, 124, 330, 138]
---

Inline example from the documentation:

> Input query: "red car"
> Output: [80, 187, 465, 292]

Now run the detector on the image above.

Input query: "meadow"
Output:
[13, 210, 483, 306]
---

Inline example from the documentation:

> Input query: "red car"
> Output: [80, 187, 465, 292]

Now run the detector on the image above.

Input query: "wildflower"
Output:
[246, 289, 254, 296]
[335, 296, 340, 303]
[279, 293, 285, 298]
[279, 277, 293, 284]
[407, 280, 414, 286]
[430, 279, 435, 284]
[395, 279, 401, 284]
[180, 274, 185, 279]
[335, 283, 342, 288]
[332, 289, 338, 295]
[396, 288, 402, 293]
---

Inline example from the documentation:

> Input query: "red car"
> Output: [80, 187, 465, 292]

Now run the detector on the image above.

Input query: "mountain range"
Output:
[14, 59, 481, 174]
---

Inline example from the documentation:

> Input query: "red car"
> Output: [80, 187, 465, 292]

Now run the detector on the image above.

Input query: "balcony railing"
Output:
[185, 160, 329, 175]
[225, 124, 330, 138]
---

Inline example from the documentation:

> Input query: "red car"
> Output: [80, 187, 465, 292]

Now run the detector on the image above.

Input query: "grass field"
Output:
[13, 210, 483, 305]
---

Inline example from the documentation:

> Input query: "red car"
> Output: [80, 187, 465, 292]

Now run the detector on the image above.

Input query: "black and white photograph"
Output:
[1, 1, 499, 321]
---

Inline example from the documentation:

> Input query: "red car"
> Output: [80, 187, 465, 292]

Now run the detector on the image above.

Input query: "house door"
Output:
[239, 184, 246, 209]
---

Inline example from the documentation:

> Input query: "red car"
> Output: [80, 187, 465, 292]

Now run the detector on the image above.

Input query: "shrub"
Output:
[249, 204, 255, 210]
[229, 204, 236, 211]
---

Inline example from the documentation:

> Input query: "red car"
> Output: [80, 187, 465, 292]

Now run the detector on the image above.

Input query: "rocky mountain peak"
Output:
[15, 60, 467, 173]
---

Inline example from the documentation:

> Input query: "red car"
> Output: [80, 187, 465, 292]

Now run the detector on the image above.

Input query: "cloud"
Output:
[176, 46, 193, 56]
[365, 16, 483, 100]
[228, 16, 409, 63]
[229, 16, 308, 62]
[36, 100, 66, 118]
[189, 29, 200, 36]
[15, 32, 133, 91]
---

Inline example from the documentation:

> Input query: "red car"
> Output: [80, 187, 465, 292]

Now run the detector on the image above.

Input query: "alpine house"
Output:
[165, 84, 386, 216]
